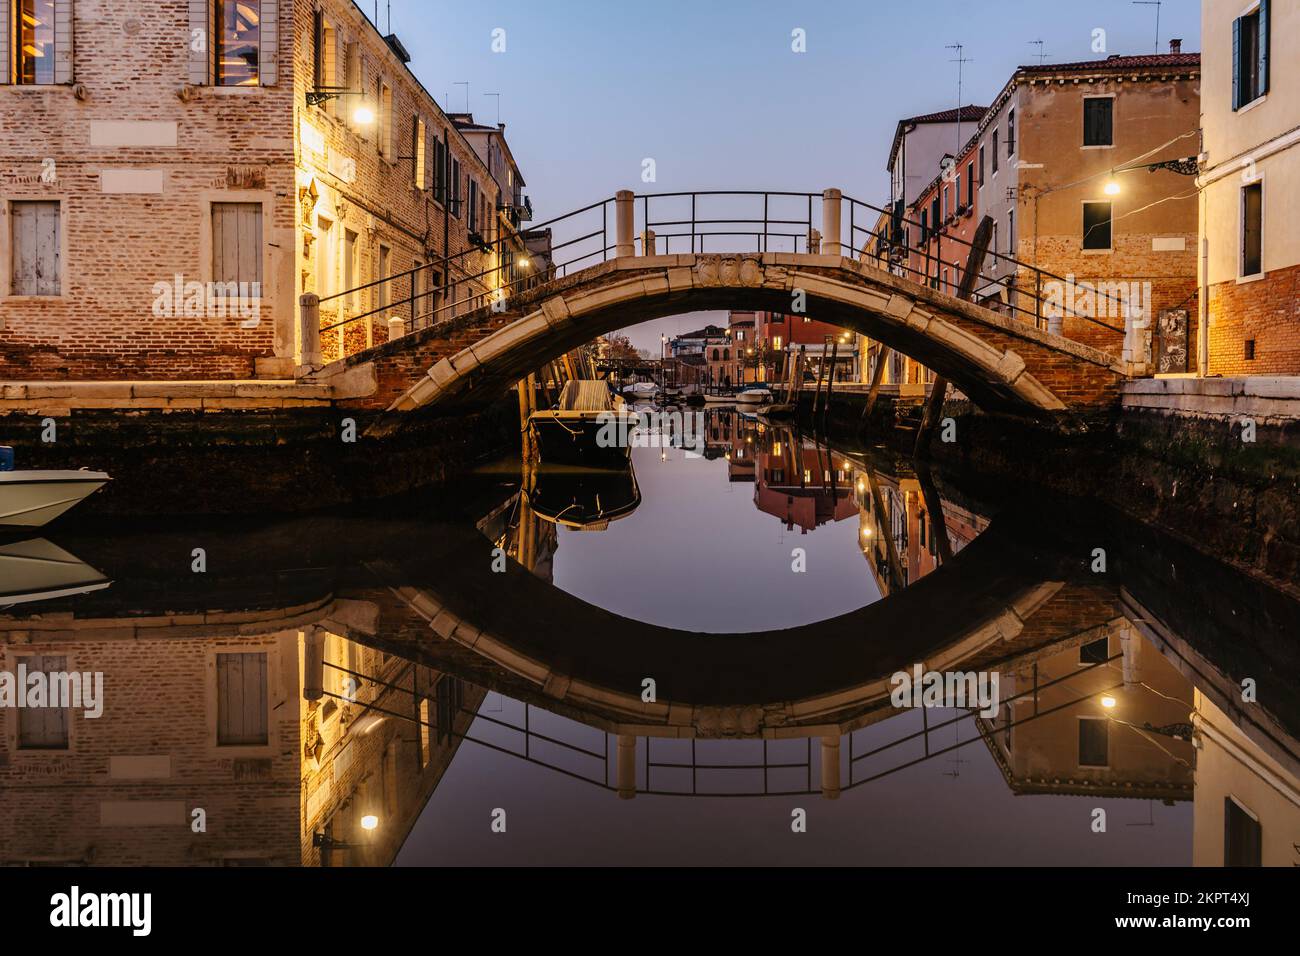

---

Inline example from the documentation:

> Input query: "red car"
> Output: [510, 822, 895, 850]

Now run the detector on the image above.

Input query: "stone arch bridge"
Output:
[307, 190, 1137, 421]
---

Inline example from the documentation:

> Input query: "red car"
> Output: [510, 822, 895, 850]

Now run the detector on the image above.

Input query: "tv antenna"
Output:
[946, 43, 974, 152]
[1133, 0, 1162, 53]
[1028, 39, 1049, 65]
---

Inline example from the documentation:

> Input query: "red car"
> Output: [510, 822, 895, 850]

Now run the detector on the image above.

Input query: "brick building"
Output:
[0, 0, 514, 381]
[1199, 0, 1297, 376]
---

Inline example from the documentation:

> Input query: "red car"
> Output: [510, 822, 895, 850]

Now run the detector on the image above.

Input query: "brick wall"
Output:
[0, 0, 499, 382]
[1207, 262, 1300, 376]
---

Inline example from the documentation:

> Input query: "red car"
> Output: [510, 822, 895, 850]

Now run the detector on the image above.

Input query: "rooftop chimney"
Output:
[1169, 38, 1182, 54]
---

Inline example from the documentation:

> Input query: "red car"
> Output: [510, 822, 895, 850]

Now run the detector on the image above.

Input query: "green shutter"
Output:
[1231, 17, 1240, 111]
[1258, 0, 1269, 96]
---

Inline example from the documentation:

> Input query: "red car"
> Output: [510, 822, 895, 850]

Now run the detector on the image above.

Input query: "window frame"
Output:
[1082, 200, 1114, 252]
[213, 0, 264, 88]
[1082, 95, 1115, 148]
[1239, 177, 1264, 281]
[1077, 715, 1110, 768]
[206, 644, 279, 755]
[4, 196, 66, 300]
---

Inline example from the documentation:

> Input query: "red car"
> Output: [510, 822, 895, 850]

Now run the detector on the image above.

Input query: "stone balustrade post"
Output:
[299, 293, 322, 376]
[822, 188, 842, 257]
[615, 190, 635, 258]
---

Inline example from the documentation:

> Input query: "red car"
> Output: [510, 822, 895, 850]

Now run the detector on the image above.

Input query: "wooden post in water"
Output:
[861, 345, 891, 427]
[822, 340, 839, 429]
[915, 215, 993, 457]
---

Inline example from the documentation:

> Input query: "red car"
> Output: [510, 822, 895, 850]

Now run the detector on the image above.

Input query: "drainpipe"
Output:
[1198, 188, 1209, 376]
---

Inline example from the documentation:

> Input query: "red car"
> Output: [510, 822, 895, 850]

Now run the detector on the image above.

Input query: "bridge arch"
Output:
[331, 252, 1131, 419]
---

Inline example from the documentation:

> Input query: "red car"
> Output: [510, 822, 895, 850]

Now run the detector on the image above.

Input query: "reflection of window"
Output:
[1224, 797, 1261, 866]
[216, 0, 262, 87]
[435, 675, 463, 745]
[16, 0, 56, 85]
[217, 652, 268, 746]
[1078, 717, 1108, 767]
[1079, 636, 1109, 665]
[18, 655, 69, 750]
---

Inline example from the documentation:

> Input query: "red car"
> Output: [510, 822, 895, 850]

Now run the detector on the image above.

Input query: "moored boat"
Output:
[0, 538, 112, 606]
[734, 387, 774, 405]
[0, 448, 111, 529]
[529, 381, 639, 467]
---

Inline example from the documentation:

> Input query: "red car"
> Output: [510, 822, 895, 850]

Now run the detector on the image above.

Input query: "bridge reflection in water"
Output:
[0, 422, 1296, 866]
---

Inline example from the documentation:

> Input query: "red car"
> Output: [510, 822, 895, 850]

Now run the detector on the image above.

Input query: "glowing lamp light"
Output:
[360, 815, 379, 831]
[1100, 695, 1117, 709]
[353, 105, 376, 125]
[519, 257, 531, 269]
[1103, 180, 1121, 196]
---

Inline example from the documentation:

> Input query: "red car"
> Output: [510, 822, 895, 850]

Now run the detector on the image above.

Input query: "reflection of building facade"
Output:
[1192, 691, 1300, 866]
[753, 434, 857, 533]
[978, 624, 1195, 801]
[0, 617, 480, 866]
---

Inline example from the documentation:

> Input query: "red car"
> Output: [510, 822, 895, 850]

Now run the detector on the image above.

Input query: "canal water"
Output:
[1, 409, 1297, 867]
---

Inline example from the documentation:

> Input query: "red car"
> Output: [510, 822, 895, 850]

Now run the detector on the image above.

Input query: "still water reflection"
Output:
[1, 410, 1297, 866]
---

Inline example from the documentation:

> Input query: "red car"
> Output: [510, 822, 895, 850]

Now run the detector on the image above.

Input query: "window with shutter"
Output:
[10, 200, 61, 296]
[1234, 4, 1266, 110]
[12, 0, 58, 84]
[17, 655, 69, 749]
[413, 117, 426, 189]
[214, 0, 260, 86]
[216, 652, 269, 746]
[1083, 201, 1112, 250]
[1083, 97, 1113, 146]
[211, 202, 263, 293]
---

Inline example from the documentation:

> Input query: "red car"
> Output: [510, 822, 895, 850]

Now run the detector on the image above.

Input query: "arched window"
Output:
[712, 348, 720, 361]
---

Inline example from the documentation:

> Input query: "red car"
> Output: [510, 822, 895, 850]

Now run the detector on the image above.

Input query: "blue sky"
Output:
[376, 0, 1203, 349]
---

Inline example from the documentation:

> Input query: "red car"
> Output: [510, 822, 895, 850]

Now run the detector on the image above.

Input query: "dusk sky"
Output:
[380, 0, 1203, 350]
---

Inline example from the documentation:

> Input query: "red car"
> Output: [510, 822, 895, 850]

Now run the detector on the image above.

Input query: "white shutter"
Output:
[260, 0, 277, 85]
[0, 0, 11, 85]
[188, 0, 210, 86]
[54, 0, 73, 83]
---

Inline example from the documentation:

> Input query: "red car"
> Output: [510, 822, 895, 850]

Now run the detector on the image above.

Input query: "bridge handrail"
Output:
[313, 188, 1135, 348]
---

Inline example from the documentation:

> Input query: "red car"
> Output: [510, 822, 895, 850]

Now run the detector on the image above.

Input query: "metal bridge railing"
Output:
[300, 188, 1135, 367]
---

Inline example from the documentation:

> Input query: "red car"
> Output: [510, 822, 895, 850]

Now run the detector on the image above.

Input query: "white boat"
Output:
[703, 392, 736, 404]
[0, 470, 111, 528]
[622, 382, 659, 400]
[0, 538, 111, 606]
[734, 387, 774, 405]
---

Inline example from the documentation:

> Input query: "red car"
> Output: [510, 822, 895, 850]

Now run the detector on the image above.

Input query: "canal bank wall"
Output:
[0, 396, 519, 516]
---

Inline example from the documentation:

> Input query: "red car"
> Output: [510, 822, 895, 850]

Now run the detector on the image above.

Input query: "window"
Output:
[17, 655, 68, 749]
[1083, 97, 1113, 146]
[919, 209, 928, 245]
[1083, 201, 1112, 250]
[942, 185, 950, 218]
[215, 0, 261, 87]
[1006, 108, 1015, 156]
[468, 179, 479, 233]
[991, 221, 998, 261]
[419, 698, 431, 766]
[377, 244, 390, 310]
[316, 215, 335, 297]
[1007, 209, 1015, 257]
[1224, 797, 1261, 866]
[434, 136, 448, 204]
[929, 197, 939, 235]
[965, 162, 974, 207]
[211, 202, 262, 294]
[978, 144, 985, 186]
[1233, 2, 1269, 110]
[14, 0, 56, 84]
[379, 82, 393, 157]
[451, 158, 462, 217]
[216, 652, 269, 746]
[1078, 717, 1108, 767]
[10, 200, 60, 296]
[343, 228, 358, 308]
[1079, 636, 1109, 664]
[1244, 338, 1256, 361]
[773, 336, 782, 350]
[434, 674, 463, 745]
[1241, 181, 1262, 277]
[992, 130, 999, 173]
[412, 118, 427, 189]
